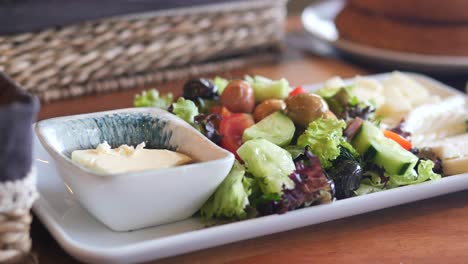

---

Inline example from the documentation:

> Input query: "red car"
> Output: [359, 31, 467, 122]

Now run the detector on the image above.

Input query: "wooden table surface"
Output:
[30, 16, 468, 263]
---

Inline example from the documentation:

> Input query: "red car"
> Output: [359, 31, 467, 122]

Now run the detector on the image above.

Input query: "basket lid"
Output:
[0, 0, 248, 35]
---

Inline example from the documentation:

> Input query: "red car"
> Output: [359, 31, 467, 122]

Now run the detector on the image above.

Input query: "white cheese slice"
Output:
[404, 95, 467, 146]
[422, 134, 468, 176]
[375, 72, 441, 127]
[323, 76, 346, 89]
[379, 74, 413, 113]
[443, 158, 468, 176]
[71, 142, 192, 174]
[383, 72, 437, 106]
[424, 134, 468, 159]
[353, 76, 386, 108]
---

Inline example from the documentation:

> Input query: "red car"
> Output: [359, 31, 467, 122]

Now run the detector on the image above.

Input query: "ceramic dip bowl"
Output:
[35, 108, 234, 231]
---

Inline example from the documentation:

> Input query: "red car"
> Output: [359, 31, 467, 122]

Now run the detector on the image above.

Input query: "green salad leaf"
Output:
[316, 85, 375, 121]
[200, 161, 251, 220]
[355, 160, 442, 195]
[213, 76, 229, 95]
[192, 98, 219, 114]
[284, 145, 306, 160]
[316, 84, 354, 99]
[133, 89, 173, 109]
[171, 97, 199, 124]
[297, 117, 352, 169]
[354, 178, 384, 196]
[388, 160, 442, 187]
[237, 138, 295, 195]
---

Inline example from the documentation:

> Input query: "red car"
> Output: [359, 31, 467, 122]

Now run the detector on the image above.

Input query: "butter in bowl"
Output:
[35, 108, 234, 231]
[71, 141, 192, 175]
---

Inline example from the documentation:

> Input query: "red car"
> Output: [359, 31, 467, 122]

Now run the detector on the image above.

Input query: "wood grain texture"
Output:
[31, 16, 468, 264]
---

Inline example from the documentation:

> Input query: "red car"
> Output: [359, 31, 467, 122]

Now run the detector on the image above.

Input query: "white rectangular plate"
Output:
[32, 73, 468, 264]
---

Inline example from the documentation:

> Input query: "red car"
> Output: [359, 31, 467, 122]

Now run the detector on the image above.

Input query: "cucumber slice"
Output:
[352, 121, 418, 175]
[245, 75, 290, 103]
[237, 139, 295, 194]
[353, 121, 380, 156]
[242, 112, 295, 146]
[372, 137, 418, 175]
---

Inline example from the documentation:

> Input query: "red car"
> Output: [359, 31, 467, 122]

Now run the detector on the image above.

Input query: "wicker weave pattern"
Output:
[0, 209, 32, 263]
[0, 0, 286, 102]
[0, 170, 38, 263]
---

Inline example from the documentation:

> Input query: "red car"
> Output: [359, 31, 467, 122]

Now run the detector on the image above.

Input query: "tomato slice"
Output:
[383, 130, 412, 150]
[211, 106, 232, 119]
[289, 86, 306, 97]
[219, 113, 254, 159]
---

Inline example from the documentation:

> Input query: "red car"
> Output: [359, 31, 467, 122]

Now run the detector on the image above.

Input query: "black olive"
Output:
[327, 160, 362, 199]
[183, 78, 218, 100]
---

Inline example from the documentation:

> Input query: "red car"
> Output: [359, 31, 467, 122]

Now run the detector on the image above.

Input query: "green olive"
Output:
[285, 93, 329, 127]
[253, 99, 286, 122]
[220, 80, 255, 113]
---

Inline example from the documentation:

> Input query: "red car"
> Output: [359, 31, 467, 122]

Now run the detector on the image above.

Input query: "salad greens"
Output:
[388, 160, 441, 187]
[170, 97, 199, 124]
[194, 113, 223, 145]
[134, 89, 173, 109]
[316, 85, 375, 121]
[200, 161, 251, 220]
[132, 74, 446, 223]
[354, 179, 383, 196]
[256, 148, 334, 215]
[192, 98, 218, 115]
[284, 145, 307, 160]
[356, 159, 441, 195]
[316, 84, 354, 99]
[213, 76, 229, 95]
[297, 117, 355, 169]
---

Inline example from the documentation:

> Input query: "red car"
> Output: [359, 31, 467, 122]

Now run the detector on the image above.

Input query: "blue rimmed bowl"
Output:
[35, 108, 234, 231]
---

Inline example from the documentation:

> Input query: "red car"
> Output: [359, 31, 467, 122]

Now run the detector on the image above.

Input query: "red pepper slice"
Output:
[289, 86, 306, 97]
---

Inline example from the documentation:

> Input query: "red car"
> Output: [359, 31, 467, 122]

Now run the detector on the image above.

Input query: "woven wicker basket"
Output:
[0, 169, 38, 264]
[0, 0, 287, 102]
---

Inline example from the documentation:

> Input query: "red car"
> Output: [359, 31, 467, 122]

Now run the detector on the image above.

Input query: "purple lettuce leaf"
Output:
[256, 148, 335, 216]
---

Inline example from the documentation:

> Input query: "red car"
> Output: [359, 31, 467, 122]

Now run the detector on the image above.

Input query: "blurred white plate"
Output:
[301, 0, 468, 74]
[33, 73, 468, 264]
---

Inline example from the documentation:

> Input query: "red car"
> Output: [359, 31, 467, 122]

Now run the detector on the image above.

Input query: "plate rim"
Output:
[33, 72, 468, 263]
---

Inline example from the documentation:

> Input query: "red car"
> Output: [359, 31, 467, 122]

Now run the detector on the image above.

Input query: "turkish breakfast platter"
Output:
[33, 72, 467, 263]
